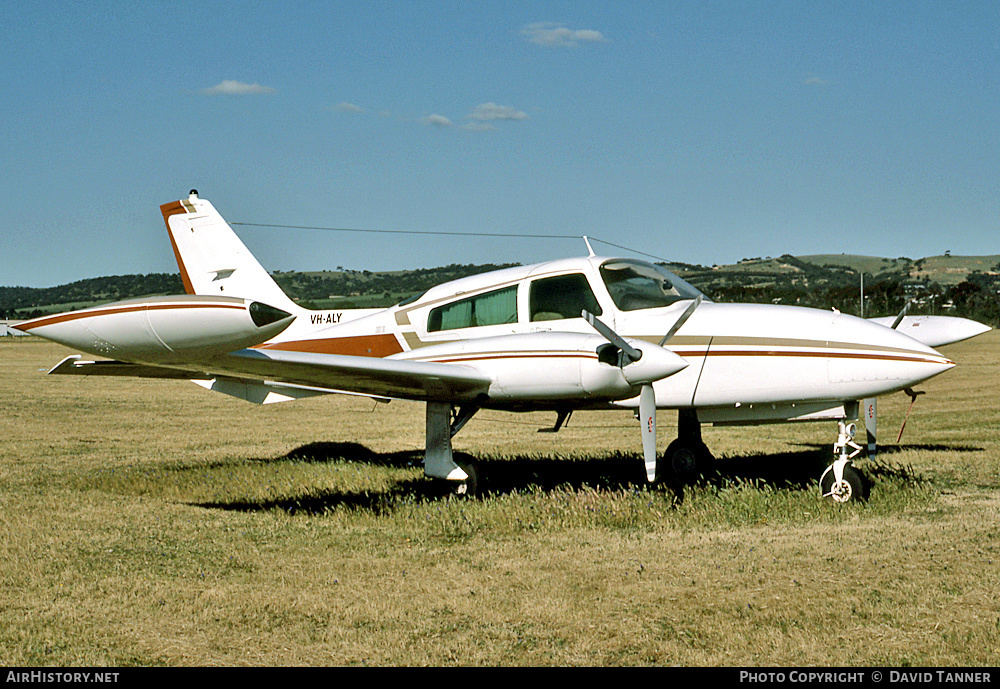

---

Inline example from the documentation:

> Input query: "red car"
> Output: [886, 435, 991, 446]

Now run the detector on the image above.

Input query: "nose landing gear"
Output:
[820, 419, 869, 503]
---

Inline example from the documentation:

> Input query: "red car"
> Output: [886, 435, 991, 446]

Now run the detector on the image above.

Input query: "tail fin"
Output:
[160, 191, 299, 313]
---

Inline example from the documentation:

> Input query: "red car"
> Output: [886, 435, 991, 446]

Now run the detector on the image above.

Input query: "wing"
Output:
[223, 348, 491, 402]
[49, 350, 492, 404]
[868, 315, 991, 347]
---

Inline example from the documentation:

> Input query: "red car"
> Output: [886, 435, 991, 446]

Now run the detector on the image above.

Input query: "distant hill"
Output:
[664, 253, 999, 325]
[1, 273, 184, 319]
[4, 254, 998, 326]
[1, 264, 519, 319]
[798, 254, 1000, 285]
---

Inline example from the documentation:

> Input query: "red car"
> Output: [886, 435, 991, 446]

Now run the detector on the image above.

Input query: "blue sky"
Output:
[3, 1, 998, 287]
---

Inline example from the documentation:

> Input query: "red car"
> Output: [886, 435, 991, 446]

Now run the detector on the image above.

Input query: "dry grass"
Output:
[1, 333, 998, 666]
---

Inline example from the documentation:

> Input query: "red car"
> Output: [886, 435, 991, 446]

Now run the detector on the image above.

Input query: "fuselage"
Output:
[253, 255, 954, 412]
[20, 248, 960, 421]
[17, 254, 956, 418]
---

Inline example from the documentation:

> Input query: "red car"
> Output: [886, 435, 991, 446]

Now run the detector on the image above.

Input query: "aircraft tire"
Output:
[453, 454, 480, 497]
[660, 439, 714, 483]
[820, 464, 869, 503]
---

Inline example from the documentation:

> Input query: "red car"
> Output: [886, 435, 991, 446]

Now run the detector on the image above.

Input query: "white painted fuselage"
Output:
[18, 193, 962, 427]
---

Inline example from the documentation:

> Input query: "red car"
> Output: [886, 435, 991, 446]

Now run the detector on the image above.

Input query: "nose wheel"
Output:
[820, 461, 868, 502]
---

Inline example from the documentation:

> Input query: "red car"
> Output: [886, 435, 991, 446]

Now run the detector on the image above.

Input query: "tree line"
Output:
[4, 262, 998, 327]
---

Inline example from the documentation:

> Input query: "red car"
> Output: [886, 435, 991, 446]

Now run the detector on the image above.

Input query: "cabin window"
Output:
[427, 285, 518, 332]
[600, 260, 705, 311]
[529, 273, 603, 321]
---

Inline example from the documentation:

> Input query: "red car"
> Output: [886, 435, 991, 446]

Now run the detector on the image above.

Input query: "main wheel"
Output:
[660, 439, 714, 482]
[820, 464, 869, 503]
[453, 456, 480, 497]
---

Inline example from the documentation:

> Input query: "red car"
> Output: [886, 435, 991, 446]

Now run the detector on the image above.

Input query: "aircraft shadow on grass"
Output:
[192, 440, 984, 516]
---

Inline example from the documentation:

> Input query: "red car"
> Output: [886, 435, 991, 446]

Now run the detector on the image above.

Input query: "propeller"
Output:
[583, 298, 701, 481]
[890, 300, 913, 330]
[582, 310, 643, 366]
[639, 384, 657, 481]
[659, 295, 703, 346]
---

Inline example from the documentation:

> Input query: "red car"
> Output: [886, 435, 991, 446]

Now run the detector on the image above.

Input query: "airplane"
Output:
[16, 191, 991, 504]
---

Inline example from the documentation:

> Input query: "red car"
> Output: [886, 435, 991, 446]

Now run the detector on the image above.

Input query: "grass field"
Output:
[1, 333, 998, 666]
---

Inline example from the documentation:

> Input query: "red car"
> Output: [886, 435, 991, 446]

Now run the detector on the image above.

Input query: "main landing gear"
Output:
[658, 409, 715, 482]
[424, 402, 480, 497]
[423, 402, 870, 504]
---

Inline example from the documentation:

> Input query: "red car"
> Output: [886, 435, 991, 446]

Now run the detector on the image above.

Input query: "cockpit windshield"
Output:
[599, 260, 708, 311]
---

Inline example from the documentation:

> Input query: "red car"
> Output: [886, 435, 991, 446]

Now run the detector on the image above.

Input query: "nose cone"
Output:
[622, 342, 689, 385]
[829, 313, 954, 394]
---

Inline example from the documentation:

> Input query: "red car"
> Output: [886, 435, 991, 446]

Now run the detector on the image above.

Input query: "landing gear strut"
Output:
[424, 402, 481, 496]
[820, 418, 869, 503]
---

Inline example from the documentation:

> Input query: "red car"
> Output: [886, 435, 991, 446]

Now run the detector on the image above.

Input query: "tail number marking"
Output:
[310, 312, 344, 325]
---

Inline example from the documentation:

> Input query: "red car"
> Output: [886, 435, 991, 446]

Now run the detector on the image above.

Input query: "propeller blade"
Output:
[584, 309, 690, 384]
[659, 295, 703, 346]
[890, 300, 912, 330]
[582, 310, 642, 365]
[640, 384, 657, 481]
[863, 397, 877, 456]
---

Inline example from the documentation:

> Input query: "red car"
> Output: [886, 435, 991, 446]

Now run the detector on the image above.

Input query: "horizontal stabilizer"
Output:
[48, 356, 195, 378]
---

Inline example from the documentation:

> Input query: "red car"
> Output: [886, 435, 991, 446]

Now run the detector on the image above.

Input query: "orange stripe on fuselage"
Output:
[256, 334, 405, 357]
[418, 352, 600, 365]
[160, 200, 196, 295]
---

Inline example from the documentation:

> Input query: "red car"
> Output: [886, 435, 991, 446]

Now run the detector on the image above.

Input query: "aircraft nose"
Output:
[828, 313, 954, 393]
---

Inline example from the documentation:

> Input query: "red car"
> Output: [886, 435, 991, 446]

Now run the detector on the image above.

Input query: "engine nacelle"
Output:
[396, 331, 687, 402]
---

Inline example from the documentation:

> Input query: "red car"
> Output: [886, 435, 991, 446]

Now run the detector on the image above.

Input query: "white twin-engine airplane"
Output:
[19, 192, 990, 503]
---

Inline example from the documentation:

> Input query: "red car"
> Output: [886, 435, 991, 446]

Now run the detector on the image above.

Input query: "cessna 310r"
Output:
[18, 192, 990, 502]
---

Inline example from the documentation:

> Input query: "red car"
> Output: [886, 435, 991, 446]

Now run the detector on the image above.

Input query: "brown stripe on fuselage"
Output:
[671, 349, 951, 365]
[638, 334, 936, 358]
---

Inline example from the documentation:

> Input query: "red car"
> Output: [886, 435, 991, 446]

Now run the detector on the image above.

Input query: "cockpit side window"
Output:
[427, 285, 518, 332]
[529, 273, 603, 321]
[600, 260, 706, 311]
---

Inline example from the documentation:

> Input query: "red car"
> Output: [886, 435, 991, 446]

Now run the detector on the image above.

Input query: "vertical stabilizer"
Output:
[161, 191, 299, 313]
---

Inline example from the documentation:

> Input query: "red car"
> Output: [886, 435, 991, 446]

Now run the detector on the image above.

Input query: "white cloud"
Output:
[201, 80, 275, 96]
[422, 114, 453, 128]
[334, 102, 366, 113]
[803, 75, 828, 86]
[521, 23, 607, 48]
[470, 102, 528, 121]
